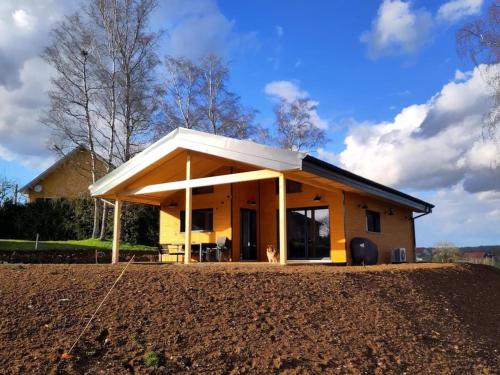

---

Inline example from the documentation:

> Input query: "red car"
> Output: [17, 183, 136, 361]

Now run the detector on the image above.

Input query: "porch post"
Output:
[184, 152, 192, 264]
[278, 173, 287, 265]
[112, 200, 122, 264]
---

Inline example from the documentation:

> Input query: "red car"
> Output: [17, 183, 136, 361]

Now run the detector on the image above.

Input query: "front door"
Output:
[240, 209, 257, 260]
[287, 207, 330, 260]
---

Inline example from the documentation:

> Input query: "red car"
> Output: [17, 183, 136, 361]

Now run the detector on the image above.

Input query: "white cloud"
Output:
[360, 0, 433, 59]
[316, 148, 338, 164]
[0, 58, 55, 169]
[338, 64, 499, 196]
[415, 184, 500, 246]
[264, 80, 329, 129]
[361, 0, 484, 59]
[0, 1, 74, 89]
[321, 63, 499, 246]
[12, 9, 36, 31]
[158, 0, 257, 61]
[0, 1, 75, 168]
[454, 69, 472, 81]
[437, 0, 483, 23]
[265, 81, 308, 102]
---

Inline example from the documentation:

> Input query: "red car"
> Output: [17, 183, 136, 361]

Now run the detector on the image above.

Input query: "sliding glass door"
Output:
[287, 207, 330, 260]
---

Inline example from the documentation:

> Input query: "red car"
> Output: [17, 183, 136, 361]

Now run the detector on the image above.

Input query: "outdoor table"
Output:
[162, 243, 206, 262]
[162, 243, 184, 262]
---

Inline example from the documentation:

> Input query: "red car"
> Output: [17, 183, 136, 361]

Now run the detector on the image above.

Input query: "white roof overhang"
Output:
[89, 128, 305, 197]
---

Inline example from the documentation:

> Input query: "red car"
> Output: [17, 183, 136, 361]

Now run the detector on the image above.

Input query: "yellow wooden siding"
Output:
[26, 150, 106, 202]
[258, 178, 346, 263]
[344, 192, 415, 263]
[159, 168, 232, 262]
[157, 163, 415, 265]
[159, 175, 347, 263]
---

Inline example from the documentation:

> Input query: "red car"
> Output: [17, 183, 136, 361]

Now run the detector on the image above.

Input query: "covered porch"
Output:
[97, 148, 347, 265]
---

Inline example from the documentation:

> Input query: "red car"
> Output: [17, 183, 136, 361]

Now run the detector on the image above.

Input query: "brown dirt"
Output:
[0, 250, 158, 264]
[0, 263, 499, 374]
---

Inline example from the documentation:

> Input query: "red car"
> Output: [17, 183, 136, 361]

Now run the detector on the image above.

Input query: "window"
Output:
[366, 210, 381, 233]
[180, 208, 213, 232]
[275, 179, 303, 194]
[193, 185, 214, 195]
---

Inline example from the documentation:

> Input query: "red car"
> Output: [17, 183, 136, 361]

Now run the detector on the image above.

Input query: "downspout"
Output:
[411, 207, 433, 261]
[342, 191, 348, 265]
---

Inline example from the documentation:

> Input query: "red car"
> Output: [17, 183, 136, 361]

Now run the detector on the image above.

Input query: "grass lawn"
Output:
[0, 238, 156, 252]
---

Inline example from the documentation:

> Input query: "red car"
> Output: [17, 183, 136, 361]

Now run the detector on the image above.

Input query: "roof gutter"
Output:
[301, 155, 434, 213]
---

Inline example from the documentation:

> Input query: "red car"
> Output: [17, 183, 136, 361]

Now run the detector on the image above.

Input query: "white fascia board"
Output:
[90, 128, 305, 197]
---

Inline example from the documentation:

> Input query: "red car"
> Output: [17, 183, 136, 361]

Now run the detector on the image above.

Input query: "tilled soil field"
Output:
[0, 263, 499, 374]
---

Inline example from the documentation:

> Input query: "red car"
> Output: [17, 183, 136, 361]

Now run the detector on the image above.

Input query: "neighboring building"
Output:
[90, 128, 434, 265]
[461, 251, 496, 266]
[20, 147, 107, 202]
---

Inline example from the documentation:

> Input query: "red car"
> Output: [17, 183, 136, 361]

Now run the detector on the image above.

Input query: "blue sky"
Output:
[0, 0, 498, 247]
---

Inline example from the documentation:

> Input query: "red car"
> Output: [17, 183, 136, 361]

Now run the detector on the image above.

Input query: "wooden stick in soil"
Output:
[62, 255, 135, 358]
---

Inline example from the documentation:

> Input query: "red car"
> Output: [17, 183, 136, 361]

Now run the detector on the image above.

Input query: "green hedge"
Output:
[0, 199, 159, 245]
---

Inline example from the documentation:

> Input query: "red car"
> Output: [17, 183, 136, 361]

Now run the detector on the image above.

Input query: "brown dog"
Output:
[266, 244, 278, 263]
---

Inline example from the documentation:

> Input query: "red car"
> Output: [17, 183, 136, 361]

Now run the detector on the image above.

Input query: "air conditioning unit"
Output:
[392, 248, 407, 263]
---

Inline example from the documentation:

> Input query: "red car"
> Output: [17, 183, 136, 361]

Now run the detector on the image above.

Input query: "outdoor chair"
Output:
[208, 237, 231, 262]
[157, 244, 167, 262]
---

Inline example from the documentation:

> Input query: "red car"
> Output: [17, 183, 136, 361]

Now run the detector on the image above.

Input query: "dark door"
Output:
[240, 209, 257, 260]
[286, 207, 330, 260]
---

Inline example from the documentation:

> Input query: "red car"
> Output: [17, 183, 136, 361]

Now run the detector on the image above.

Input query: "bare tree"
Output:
[83, 0, 160, 238]
[0, 175, 16, 207]
[158, 54, 257, 140]
[160, 56, 202, 133]
[274, 98, 326, 152]
[43, 0, 160, 240]
[456, 2, 500, 143]
[198, 55, 256, 139]
[113, 0, 160, 162]
[87, 0, 121, 239]
[42, 14, 102, 238]
[432, 241, 461, 263]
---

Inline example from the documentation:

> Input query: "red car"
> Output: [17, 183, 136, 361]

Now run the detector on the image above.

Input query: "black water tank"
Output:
[350, 237, 378, 265]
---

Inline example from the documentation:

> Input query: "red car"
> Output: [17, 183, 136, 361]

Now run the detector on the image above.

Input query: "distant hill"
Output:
[459, 245, 500, 254]
[416, 245, 500, 261]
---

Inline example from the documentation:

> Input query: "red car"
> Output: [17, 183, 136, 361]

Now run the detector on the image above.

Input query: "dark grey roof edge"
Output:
[301, 155, 434, 213]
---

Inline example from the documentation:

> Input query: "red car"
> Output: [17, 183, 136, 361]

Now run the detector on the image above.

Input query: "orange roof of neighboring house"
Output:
[462, 251, 487, 259]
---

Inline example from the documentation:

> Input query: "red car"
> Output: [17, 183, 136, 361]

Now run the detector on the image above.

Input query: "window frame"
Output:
[275, 178, 303, 194]
[192, 185, 214, 195]
[180, 208, 214, 232]
[365, 209, 381, 233]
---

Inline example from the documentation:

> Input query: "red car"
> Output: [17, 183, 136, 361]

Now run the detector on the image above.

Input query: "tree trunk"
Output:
[99, 200, 108, 240]
[92, 198, 100, 238]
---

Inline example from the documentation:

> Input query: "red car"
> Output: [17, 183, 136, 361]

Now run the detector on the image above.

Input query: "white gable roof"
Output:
[89, 128, 306, 197]
[89, 127, 433, 213]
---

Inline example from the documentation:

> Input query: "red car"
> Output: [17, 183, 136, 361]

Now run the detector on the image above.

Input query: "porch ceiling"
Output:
[89, 128, 305, 200]
[105, 150, 272, 205]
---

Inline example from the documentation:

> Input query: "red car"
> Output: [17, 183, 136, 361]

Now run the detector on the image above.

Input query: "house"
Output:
[89, 128, 434, 265]
[20, 147, 107, 202]
[461, 251, 496, 266]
